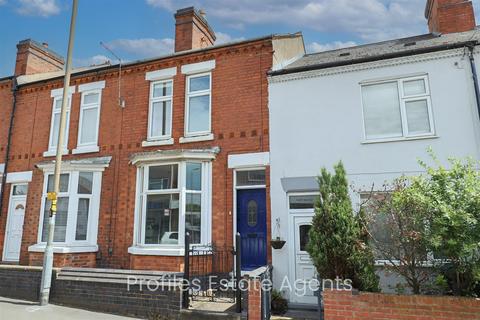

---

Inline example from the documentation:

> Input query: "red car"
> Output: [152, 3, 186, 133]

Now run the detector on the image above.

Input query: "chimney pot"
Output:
[425, 0, 476, 34]
[42, 42, 49, 48]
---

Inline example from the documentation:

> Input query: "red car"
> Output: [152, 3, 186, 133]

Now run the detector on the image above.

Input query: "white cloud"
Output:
[74, 55, 111, 68]
[0, 0, 7, 6]
[145, 0, 442, 42]
[308, 41, 357, 53]
[215, 32, 245, 44]
[17, 0, 60, 17]
[106, 38, 174, 58]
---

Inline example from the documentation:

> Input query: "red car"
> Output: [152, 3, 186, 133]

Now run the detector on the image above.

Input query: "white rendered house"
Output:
[268, 0, 480, 306]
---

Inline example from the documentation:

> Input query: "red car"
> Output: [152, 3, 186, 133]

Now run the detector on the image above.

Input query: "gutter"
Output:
[269, 40, 480, 76]
[0, 77, 17, 216]
[15, 34, 279, 88]
[467, 44, 480, 121]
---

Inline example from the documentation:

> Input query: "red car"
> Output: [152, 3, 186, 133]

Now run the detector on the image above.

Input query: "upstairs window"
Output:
[148, 80, 173, 140]
[361, 75, 434, 141]
[75, 81, 105, 154]
[186, 73, 211, 136]
[47, 93, 72, 155]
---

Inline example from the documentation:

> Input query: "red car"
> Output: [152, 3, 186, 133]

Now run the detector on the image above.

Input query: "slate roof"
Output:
[271, 28, 480, 76]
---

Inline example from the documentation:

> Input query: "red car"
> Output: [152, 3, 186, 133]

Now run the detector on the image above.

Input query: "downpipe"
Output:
[0, 77, 18, 217]
[467, 44, 480, 121]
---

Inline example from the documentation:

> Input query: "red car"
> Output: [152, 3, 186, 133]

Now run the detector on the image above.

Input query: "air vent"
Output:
[339, 52, 351, 57]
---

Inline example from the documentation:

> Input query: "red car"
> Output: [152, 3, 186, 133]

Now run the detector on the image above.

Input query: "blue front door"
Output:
[237, 189, 267, 270]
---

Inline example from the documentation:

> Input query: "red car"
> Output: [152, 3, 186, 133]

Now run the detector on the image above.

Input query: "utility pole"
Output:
[39, 0, 78, 306]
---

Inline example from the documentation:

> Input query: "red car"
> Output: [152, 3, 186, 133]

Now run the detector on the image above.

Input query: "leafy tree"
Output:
[307, 162, 379, 292]
[364, 151, 480, 296]
[415, 152, 480, 296]
[362, 179, 433, 294]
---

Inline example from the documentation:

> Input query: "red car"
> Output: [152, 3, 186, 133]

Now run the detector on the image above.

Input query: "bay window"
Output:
[361, 75, 434, 141]
[131, 157, 213, 255]
[30, 157, 110, 253]
[38, 171, 101, 246]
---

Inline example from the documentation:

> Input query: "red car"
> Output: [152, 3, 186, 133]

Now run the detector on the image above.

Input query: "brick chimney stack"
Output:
[425, 0, 476, 34]
[174, 7, 216, 52]
[14, 39, 64, 77]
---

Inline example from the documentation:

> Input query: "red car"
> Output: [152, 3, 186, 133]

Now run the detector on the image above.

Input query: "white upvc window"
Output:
[46, 87, 75, 156]
[185, 72, 211, 137]
[134, 161, 212, 250]
[36, 170, 102, 247]
[148, 80, 173, 140]
[74, 81, 104, 154]
[361, 75, 435, 141]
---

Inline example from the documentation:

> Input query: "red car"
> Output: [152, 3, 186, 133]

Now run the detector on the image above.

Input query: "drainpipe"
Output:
[467, 44, 480, 121]
[0, 77, 18, 217]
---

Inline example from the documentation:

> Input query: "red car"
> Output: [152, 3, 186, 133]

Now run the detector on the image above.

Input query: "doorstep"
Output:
[179, 309, 246, 320]
[271, 309, 320, 320]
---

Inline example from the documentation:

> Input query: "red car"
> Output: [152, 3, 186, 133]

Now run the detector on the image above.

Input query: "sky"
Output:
[0, 0, 479, 77]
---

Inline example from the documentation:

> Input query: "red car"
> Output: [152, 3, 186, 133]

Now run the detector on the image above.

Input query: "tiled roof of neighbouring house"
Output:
[271, 27, 480, 76]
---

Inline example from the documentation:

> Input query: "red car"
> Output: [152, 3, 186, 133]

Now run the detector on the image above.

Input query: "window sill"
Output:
[142, 138, 175, 147]
[28, 243, 98, 254]
[128, 246, 185, 256]
[361, 135, 439, 145]
[179, 133, 214, 144]
[43, 149, 69, 158]
[72, 145, 100, 154]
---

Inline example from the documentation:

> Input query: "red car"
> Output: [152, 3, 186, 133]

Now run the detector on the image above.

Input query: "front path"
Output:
[0, 297, 137, 320]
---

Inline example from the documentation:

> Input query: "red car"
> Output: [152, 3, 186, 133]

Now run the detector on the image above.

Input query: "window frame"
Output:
[185, 72, 212, 137]
[358, 192, 440, 266]
[148, 79, 174, 141]
[136, 161, 212, 249]
[37, 170, 102, 247]
[361, 75, 435, 142]
[77, 88, 102, 149]
[47, 94, 72, 154]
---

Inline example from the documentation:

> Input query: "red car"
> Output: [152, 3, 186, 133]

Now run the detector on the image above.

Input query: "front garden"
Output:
[306, 150, 480, 319]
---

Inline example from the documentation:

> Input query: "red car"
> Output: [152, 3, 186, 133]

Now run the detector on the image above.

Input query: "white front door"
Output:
[3, 184, 28, 262]
[292, 215, 317, 304]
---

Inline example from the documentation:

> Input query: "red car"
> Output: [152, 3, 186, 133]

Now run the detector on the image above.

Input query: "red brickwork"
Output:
[324, 289, 480, 320]
[0, 37, 274, 270]
[426, 0, 476, 34]
[248, 277, 262, 320]
[29, 252, 96, 268]
[14, 40, 64, 76]
[129, 255, 184, 272]
[0, 81, 12, 164]
[175, 7, 215, 52]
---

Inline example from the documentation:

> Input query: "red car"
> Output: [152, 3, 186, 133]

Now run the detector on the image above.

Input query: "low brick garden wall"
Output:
[324, 289, 480, 320]
[52, 277, 182, 318]
[0, 265, 58, 301]
[0, 265, 182, 319]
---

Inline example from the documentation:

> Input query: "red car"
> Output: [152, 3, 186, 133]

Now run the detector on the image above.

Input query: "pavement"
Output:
[0, 297, 137, 320]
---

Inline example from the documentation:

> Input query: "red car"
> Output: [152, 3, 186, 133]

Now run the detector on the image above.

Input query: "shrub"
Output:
[307, 161, 379, 292]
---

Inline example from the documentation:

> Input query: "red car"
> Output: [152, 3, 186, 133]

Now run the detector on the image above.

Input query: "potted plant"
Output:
[271, 237, 286, 250]
[271, 290, 288, 315]
[271, 218, 286, 249]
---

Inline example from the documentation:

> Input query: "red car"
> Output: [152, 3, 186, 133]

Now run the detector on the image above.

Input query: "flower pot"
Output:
[271, 239, 286, 249]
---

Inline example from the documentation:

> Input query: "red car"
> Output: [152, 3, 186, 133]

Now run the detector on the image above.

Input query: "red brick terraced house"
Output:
[0, 7, 305, 271]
